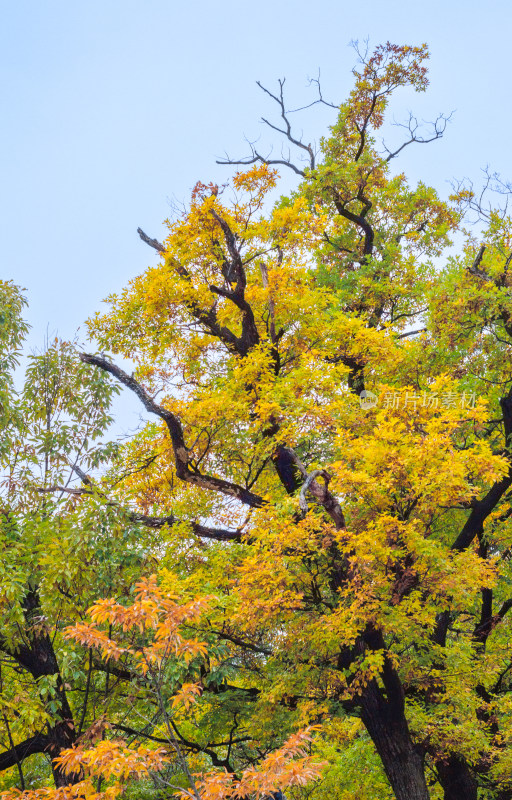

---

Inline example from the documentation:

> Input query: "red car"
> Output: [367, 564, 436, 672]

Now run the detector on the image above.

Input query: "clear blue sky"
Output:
[1, 0, 510, 351]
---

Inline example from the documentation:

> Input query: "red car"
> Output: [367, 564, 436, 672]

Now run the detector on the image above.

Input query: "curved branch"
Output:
[80, 354, 264, 508]
[216, 151, 305, 177]
[217, 77, 316, 176]
[276, 447, 345, 530]
[331, 191, 374, 257]
[0, 732, 49, 772]
[256, 79, 315, 170]
[209, 209, 260, 354]
[138, 229, 252, 357]
[383, 112, 451, 163]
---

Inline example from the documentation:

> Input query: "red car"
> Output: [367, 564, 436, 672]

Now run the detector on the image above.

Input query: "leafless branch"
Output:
[217, 146, 306, 177]
[396, 328, 427, 339]
[217, 77, 318, 176]
[287, 71, 338, 112]
[383, 112, 452, 162]
[129, 513, 243, 542]
[137, 228, 166, 254]
[256, 78, 316, 169]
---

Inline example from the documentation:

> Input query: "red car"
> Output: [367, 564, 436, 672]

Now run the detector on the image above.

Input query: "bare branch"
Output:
[217, 147, 306, 177]
[255, 79, 315, 168]
[287, 71, 338, 112]
[395, 328, 427, 339]
[129, 512, 243, 542]
[137, 227, 166, 254]
[0, 732, 49, 773]
[218, 77, 317, 176]
[383, 112, 452, 162]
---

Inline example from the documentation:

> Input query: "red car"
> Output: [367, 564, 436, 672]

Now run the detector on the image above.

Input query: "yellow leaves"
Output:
[331, 378, 507, 521]
[309, 310, 400, 371]
[67, 42, 512, 800]
[232, 163, 278, 197]
[232, 552, 304, 634]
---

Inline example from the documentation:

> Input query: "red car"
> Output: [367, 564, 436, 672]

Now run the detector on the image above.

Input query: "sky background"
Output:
[1, 0, 510, 428]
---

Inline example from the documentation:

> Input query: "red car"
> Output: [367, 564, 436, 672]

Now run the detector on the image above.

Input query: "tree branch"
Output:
[0, 732, 49, 773]
[452, 387, 512, 551]
[129, 512, 243, 542]
[80, 354, 264, 508]
[217, 77, 316, 176]
[383, 112, 451, 163]
[137, 228, 166, 254]
[331, 191, 374, 257]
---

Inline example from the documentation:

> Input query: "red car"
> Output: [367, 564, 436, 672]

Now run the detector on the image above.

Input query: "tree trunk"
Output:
[360, 680, 430, 800]
[0, 590, 80, 787]
[353, 628, 431, 800]
[436, 756, 477, 800]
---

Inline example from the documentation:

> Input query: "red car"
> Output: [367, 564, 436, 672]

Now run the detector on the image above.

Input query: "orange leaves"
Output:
[0, 742, 171, 800]
[65, 574, 212, 674]
[185, 727, 325, 800]
[354, 42, 429, 94]
[350, 41, 429, 130]
[1, 786, 94, 800]
[54, 740, 169, 783]
[67, 622, 126, 661]
[171, 682, 203, 711]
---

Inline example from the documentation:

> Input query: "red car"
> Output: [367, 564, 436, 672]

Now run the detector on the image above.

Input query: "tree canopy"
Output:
[2, 42, 512, 800]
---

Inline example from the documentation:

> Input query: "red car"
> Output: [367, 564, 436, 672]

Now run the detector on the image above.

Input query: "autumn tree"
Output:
[3, 41, 512, 800]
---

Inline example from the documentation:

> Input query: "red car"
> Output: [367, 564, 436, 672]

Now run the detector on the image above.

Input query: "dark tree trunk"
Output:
[0, 590, 80, 787]
[272, 444, 303, 495]
[47, 721, 81, 787]
[353, 630, 431, 800]
[436, 755, 477, 800]
[360, 680, 430, 800]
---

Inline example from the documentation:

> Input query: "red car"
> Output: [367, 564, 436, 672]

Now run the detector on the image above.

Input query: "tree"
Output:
[3, 41, 512, 800]
[0, 283, 138, 789]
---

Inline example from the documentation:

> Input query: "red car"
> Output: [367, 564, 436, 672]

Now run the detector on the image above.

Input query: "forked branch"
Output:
[383, 112, 452, 162]
[217, 77, 318, 176]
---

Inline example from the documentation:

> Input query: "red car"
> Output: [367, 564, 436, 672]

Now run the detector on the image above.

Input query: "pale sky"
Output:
[1, 0, 510, 422]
